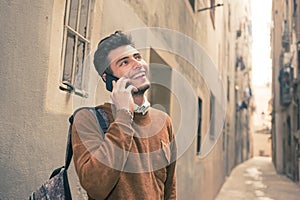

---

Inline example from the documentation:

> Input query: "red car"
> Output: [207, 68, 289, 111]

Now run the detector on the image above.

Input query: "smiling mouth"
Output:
[131, 72, 146, 80]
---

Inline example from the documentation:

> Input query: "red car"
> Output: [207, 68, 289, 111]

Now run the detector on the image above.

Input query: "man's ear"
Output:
[101, 73, 107, 82]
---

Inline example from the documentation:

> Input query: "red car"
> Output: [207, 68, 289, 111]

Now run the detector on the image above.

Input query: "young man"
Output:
[72, 31, 177, 200]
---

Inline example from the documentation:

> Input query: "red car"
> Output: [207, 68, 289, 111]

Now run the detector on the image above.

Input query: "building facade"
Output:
[0, 0, 252, 199]
[271, 0, 300, 183]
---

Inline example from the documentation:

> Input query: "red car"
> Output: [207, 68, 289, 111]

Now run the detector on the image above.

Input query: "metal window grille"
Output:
[59, 0, 92, 98]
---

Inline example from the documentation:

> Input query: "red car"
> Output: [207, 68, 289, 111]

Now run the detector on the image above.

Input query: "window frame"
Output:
[59, 0, 92, 98]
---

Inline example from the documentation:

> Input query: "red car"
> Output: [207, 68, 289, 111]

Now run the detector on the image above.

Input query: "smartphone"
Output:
[105, 73, 119, 92]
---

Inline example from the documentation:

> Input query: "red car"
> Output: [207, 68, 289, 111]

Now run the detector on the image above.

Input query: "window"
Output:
[293, 0, 297, 17]
[188, 0, 196, 11]
[296, 98, 300, 130]
[287, 116, 291, 146]
[223, 123, 229, 151]
[59, 0, 93, 97]
[196, 98, 203, 155]
[278, 66, 292, 106]
[297, 43, 300, 72]
[227, 76, 230, 102]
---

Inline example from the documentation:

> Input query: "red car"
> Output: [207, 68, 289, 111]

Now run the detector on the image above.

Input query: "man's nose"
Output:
[131, 59, 142, 69]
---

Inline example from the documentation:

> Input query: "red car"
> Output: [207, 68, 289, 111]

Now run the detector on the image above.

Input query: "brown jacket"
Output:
[72, 103, 177, 200]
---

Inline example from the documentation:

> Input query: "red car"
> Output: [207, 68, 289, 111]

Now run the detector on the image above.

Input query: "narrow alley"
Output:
[215, 157, 300, 200]
[2, 0, 300, 199]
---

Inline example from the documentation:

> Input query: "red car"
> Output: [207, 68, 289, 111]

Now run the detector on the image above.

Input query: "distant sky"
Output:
[251, 0, 272, 86]
[251, 0, 273, 129]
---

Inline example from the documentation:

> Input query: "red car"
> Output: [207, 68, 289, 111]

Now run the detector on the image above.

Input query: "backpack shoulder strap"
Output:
[92, 107, 109, 138]
[64, 107, 109, 170]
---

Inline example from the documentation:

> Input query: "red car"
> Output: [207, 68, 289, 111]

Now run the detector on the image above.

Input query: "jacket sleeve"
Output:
[72, 109, 134, 199]
[164, 119, 177, 200]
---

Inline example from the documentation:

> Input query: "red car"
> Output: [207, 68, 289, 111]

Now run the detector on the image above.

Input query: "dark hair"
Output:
[93, 31, 134, 76]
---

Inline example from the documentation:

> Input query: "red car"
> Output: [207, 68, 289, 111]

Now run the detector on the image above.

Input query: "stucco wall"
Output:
[0, 0, 252, 199]
[0, 0, 74, 199]
[0, 0, 95, 199]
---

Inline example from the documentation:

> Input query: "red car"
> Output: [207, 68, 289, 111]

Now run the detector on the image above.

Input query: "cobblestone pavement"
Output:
[215, 157, 300, 200]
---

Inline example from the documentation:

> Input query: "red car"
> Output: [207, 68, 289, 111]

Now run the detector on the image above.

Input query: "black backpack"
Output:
[29, 107, 109, 200]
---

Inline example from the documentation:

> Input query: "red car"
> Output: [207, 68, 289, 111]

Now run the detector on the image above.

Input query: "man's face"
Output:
[108, 45, 150, 92]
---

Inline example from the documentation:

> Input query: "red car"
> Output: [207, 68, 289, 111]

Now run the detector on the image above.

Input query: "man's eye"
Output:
[135, 54, 142, 60]
[120, 60, 128, 66]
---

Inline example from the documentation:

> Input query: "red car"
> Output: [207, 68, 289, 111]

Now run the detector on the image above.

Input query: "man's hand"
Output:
[110, 77, 138, 113]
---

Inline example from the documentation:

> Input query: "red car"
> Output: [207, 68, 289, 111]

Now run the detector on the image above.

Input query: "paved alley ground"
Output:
[215, 157, 300, 200]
